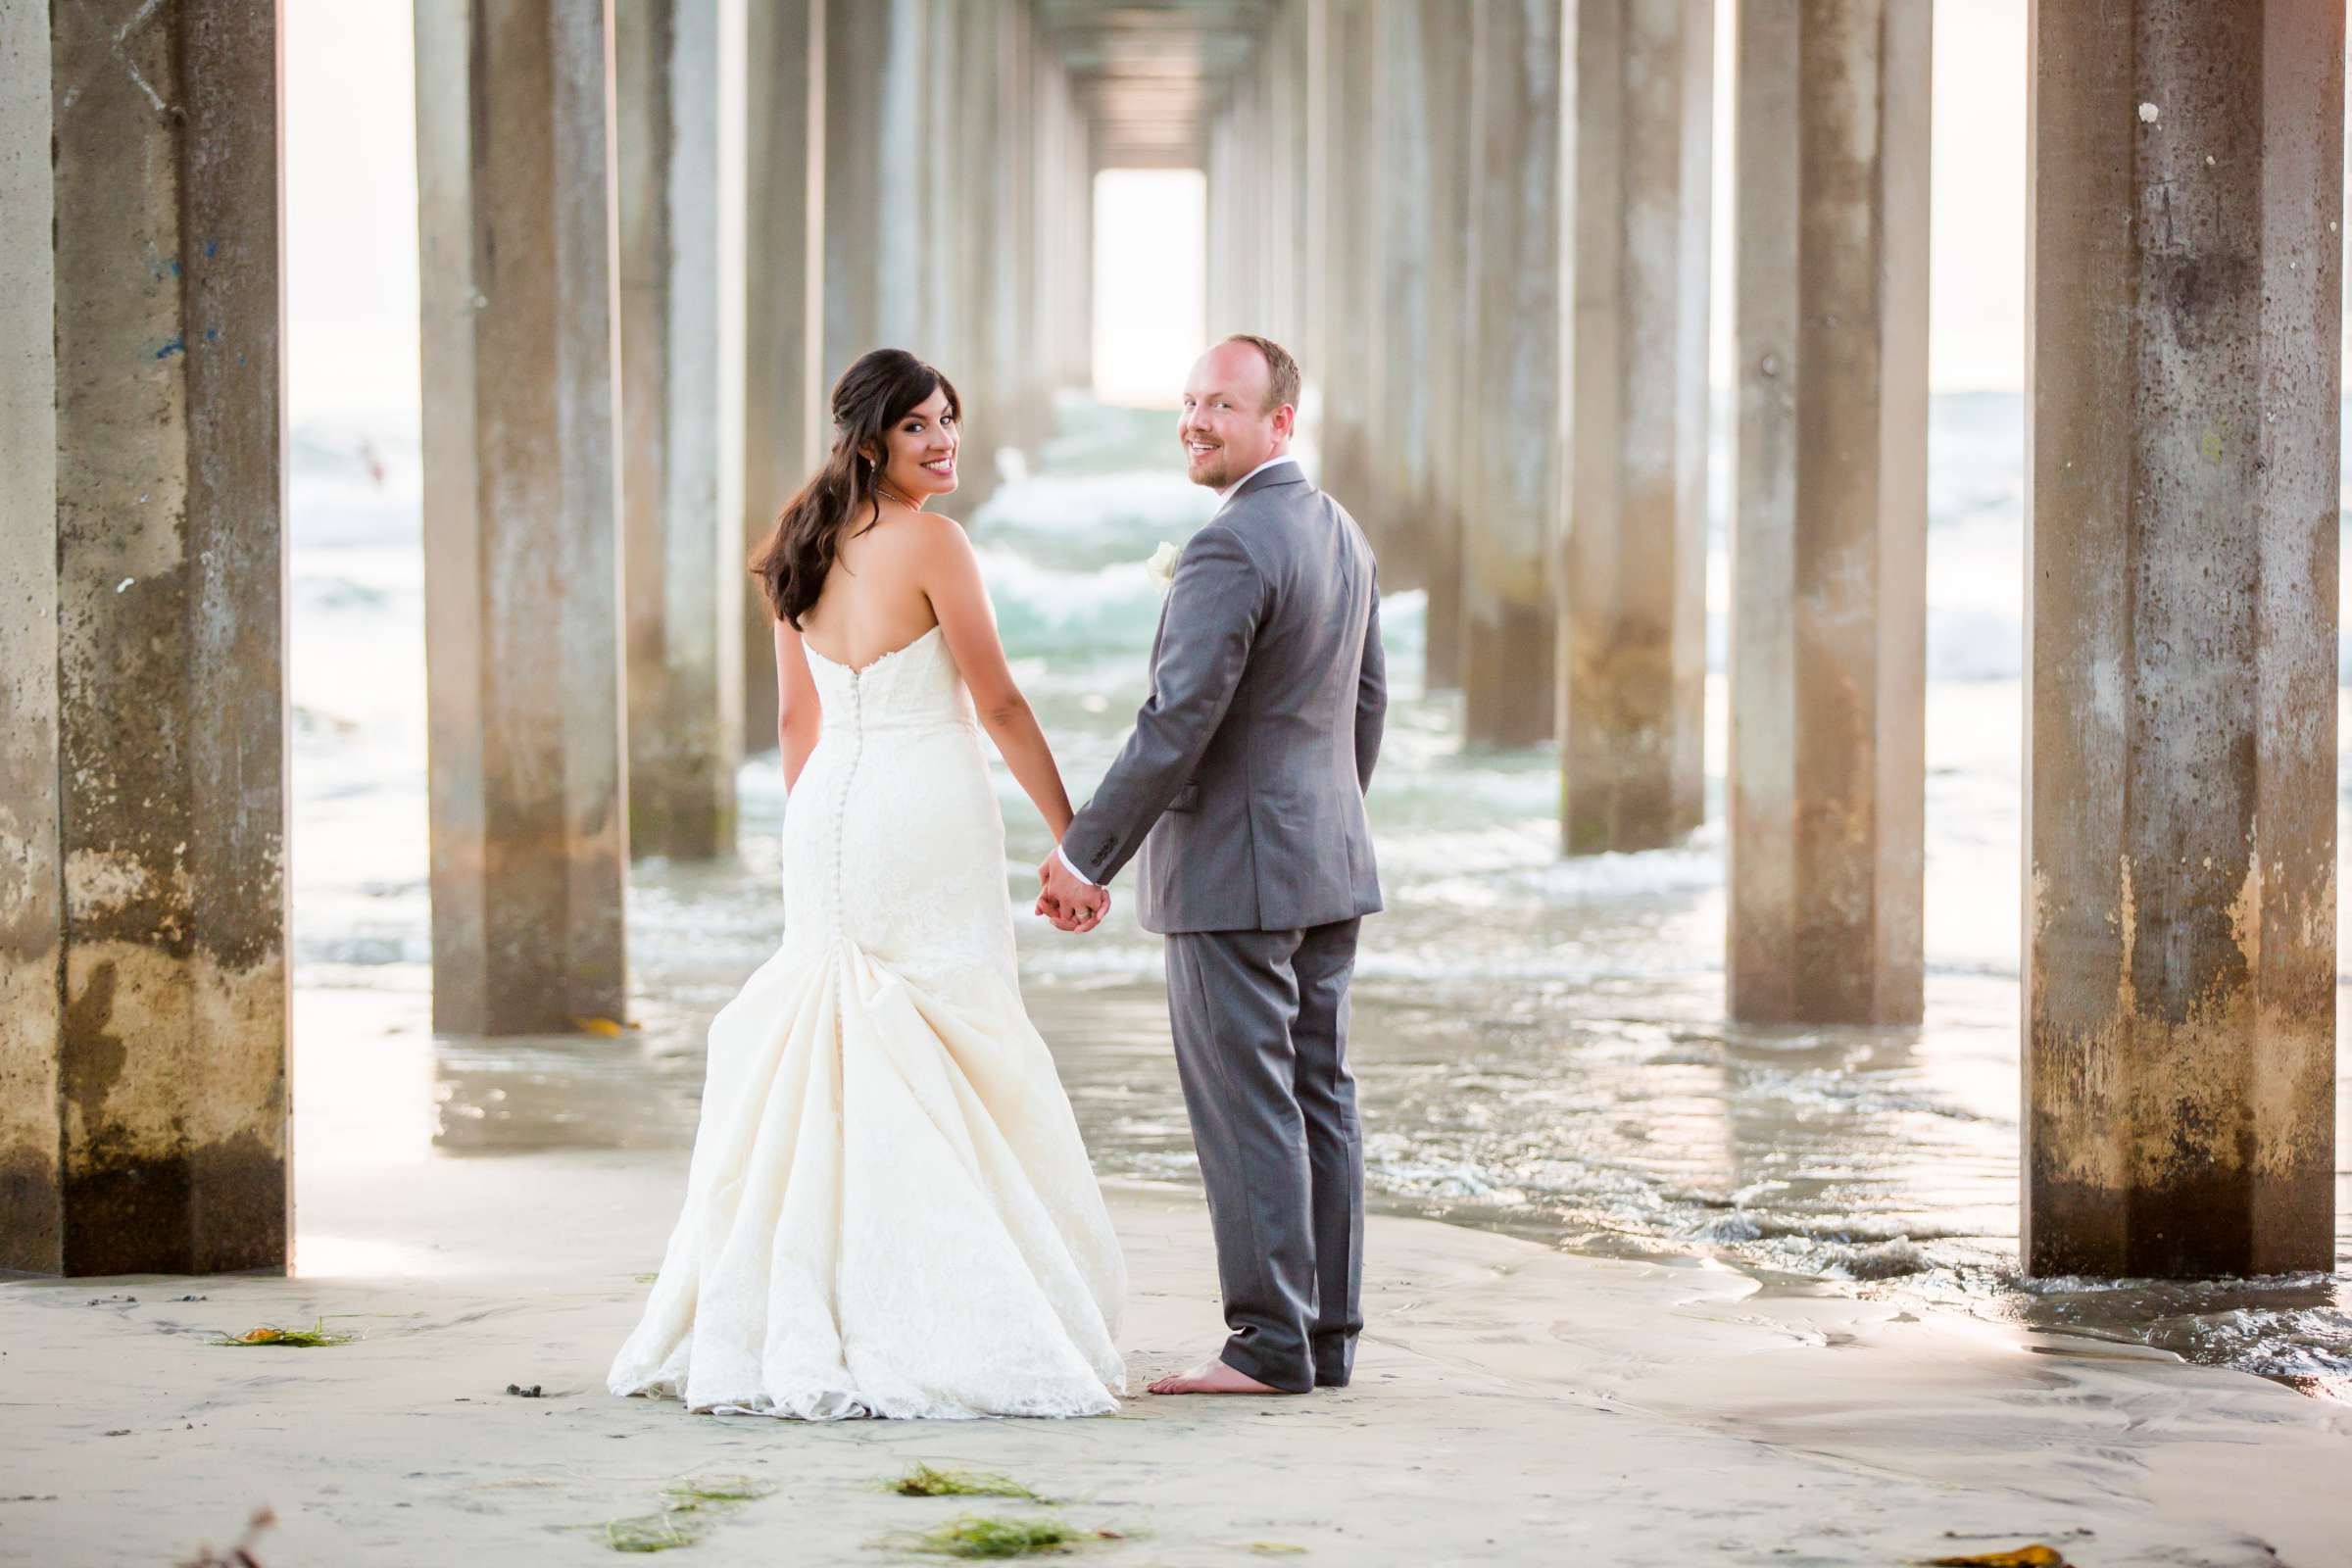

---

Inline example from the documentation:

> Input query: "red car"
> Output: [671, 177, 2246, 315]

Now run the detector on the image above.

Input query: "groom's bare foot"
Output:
[1146, 1357, 1294, 1396]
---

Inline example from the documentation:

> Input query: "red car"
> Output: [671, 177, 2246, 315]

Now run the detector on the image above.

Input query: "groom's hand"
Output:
[1037, 851, 1108, 934]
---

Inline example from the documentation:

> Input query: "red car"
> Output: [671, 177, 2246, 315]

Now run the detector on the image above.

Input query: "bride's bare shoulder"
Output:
[882, 507, 975, 566]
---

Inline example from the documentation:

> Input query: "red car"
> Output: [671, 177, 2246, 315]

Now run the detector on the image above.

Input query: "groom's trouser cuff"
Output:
[1218, 1338, 1314, 1395]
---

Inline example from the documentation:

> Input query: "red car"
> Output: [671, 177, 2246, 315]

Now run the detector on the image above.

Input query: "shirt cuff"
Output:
[1055, 843, 1102, 888]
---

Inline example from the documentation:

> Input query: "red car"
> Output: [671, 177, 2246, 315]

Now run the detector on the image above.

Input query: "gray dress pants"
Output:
[1162, 917, 1364, 1392]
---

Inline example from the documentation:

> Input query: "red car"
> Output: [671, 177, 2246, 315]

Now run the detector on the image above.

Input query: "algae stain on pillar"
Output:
[4, 0, 290, 1275]
[2025, 0, 2339, 1277]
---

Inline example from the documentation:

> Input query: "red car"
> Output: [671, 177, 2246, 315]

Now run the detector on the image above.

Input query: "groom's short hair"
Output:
[1220, 333, 1299, 414]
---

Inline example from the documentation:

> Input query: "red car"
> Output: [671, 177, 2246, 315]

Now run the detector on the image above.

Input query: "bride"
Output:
[609, 348, 1126, 1419]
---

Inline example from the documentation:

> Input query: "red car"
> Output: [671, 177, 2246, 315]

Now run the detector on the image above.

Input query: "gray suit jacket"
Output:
[1064, 461, 1385, 935]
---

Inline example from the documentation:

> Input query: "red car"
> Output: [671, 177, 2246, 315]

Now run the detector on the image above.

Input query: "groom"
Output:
[1040, 334, 1385, 1396]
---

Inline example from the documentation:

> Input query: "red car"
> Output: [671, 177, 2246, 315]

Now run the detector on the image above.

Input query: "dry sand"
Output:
[6, 1141, 2351, 1567]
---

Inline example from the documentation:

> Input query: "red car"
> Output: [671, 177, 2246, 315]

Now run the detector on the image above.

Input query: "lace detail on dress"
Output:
[607, 621, 1124, 1421]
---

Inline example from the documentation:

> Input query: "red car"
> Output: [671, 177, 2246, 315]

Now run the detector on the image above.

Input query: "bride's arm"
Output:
[916, 514, 1077, 841]
[774, 618, 821, 791]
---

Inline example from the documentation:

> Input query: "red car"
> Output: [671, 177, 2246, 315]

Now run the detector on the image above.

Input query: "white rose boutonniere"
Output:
[1147, 540, 1182, 594]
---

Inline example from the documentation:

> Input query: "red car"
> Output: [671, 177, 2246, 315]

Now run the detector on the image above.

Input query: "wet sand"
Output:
[6, 1121, 2350, 1566]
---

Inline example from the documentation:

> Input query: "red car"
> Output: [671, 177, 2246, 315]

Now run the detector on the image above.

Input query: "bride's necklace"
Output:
[872, 478, 921, 512]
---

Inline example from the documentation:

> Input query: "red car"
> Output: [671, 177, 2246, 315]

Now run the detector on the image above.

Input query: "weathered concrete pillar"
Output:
[1318, 1, 1380, 535]
[1206, 101, 1241, 331]
[823, 0, 927, 388]
[2024, 0, 2341, 1277]
[1260, 8, 1309, 357]
[1040, 57, 1094, 393]
[990, 1, 1047, 453]
[958, 0, 1012, 467]
[1459, 0, 1563, 747]
[933, 0, 1003, 514]
[1373, 1, 1474, 695]
[1562, 0, 1711, 853]
[617, 0, 738, 859]
[416, 0, 627, 1036]
[1049, 70, 1082, 397]
[1, 0, 288, 1275]
[741, 0, 825, 752]
[1727, 0, 1927, 1023]
[1286, 1, 1316, 356]
[1213, 66, 1269, 338]
[1300, 0, 1334, 433]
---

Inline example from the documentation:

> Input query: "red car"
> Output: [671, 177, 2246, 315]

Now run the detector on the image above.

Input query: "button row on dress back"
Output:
[829, 664, 864, 945]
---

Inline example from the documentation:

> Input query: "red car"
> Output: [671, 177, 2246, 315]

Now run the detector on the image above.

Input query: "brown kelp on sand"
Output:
[210, 1320, 353, 1348]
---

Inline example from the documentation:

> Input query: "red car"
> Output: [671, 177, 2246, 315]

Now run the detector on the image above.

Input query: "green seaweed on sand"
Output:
[661, 1481, 766, 1508]
[899, 1515, 1122, 1559]
[891, 1465, 1051, 1502]
[604, 1512, 697, 1555]
[598, 1475, 770, 1553]
[211, 1318, 353, 1348]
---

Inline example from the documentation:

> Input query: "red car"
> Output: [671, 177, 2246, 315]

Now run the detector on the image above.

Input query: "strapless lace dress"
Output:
[608, 624, 1126, 1419]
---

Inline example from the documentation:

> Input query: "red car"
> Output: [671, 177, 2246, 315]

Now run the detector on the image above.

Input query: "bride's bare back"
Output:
[795, 504, 943, 671]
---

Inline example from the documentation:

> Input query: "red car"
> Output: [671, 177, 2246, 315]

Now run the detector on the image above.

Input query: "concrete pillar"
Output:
[1560, 0, 1711, 853]
[1259, 9, 1307, 356]
[1058, 66, 1091, 399]
[1207, 67, 1266, 339]
[1459, 0, 1564, 748]
[1213, 69, 1267, 335]
[1031, 58, 1069, 394]
[978, 1, 1044, 461]
[823, 0, 926, 389]
[1727, 0, 1928, 1023]
[1275, 0, 1314, 358]
[1026, 53, 1092, 397]
[2024, 0, 2341, 1277]
[617, 0, 738, 859]
[1, 0, 288, 1275]
[416, 0, 627, 1036]
[991, 2, 1047, 453]
[1206, 101, 1239, 330]
[741, 0, 825, 753]
[1318, 2, 1379, 532]
[933, 0, 1002, 514]
[1373, 1, 1474, 695]
[1300, 0, 1334, 436]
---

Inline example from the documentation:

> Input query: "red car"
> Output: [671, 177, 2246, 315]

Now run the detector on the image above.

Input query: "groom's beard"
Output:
[1187, 446, 1236, 489]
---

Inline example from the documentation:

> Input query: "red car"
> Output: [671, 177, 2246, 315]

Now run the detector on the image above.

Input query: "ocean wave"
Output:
[969, 471, 1216, 570]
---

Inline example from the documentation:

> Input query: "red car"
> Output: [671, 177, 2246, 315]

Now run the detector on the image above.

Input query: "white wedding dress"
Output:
[609, 623, 1126, 1419]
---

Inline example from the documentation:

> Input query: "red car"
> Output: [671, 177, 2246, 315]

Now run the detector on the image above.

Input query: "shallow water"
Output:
[288, 394, 2351, 1400]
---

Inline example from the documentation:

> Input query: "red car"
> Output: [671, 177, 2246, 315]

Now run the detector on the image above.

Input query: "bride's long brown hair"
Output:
[752, 348, 961, 628]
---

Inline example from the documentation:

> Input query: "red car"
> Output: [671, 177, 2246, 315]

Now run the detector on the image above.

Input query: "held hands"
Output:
[1036, 848, 1109, 934]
